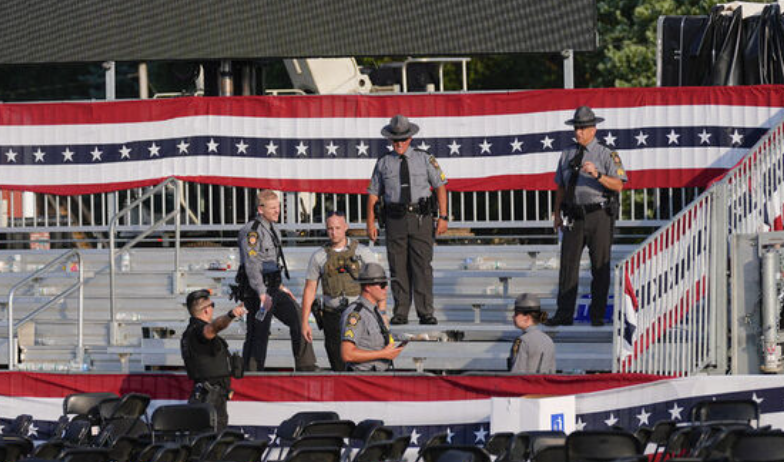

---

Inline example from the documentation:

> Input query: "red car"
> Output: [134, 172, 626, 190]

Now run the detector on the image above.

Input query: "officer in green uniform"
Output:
[547, 106, 628, 327]
[236, 189, 317, 371]
[367, 114, 449, 326]
[181, 289, 247, 430]
[341, 263, 404, 371]
[508, 293, 556, 374]
[301, 211, 382, 371]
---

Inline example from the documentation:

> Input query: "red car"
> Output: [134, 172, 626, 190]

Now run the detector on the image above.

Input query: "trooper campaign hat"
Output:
[357, 262, 390, 285]
[186, 289, 211, 311]
[381, 114, 420, 141]
[565, 106, 605, 128]
[513, 293, 542, 314]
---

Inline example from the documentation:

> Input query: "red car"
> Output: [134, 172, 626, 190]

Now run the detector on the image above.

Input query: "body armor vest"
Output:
[181, 319, 231, 382]
[322, 240, 361, 298]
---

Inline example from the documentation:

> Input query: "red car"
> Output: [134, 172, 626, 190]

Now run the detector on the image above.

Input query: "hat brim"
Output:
[381, 123, 419, 140]
[565, 116, 604, 128]
[514, 306, 541, 314]
[359, 277, 394, 284]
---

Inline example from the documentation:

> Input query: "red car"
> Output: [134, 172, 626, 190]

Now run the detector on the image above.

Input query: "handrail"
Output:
[7, 249, 84, 370]
[109, 177, 182, 345]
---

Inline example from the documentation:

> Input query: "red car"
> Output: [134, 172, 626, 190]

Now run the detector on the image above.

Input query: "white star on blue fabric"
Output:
[326, 141, 339, 157]
[207, 138, 219, 153]
[603, 132, 617, 146]
[409, 429, 421, 446]
[479, 139, 493, 154]
[635, 131, 649, 146]
[604, 413, 619, 427]
[33, 148, 46, 163]
[177, 140, 190, 154]
[267, 429, 277, 444]
[5, 149, 18, 163]
[28, 422, 38, 437]
[148, 142, 161, 157]
[540, 135, 554, 149]
[235, 139, 249, 154]
[752, 392, 764, 404]
[636, 408, 651, 426]
[61, 148, 75, 162]
[510, 138, 524, 153]
[295, 141, 309, 157]
[448, 140, 461, 156]
[473, 426, 488, 443]
[575, 417, 586, 431]
[356, 141, 369, 157]
[666, 129, 681, 145]
[265, 140, 278, 156]
[730, 129, 744, 145]
[669, 402, 684, 420]
[386, 144, 394, 152]
[417, 141, 431, 151]
[119, 145, 132, 159]
[445, 427, 455, 443]
[698, 129, 712, 145]
[90, 147, 103, 161]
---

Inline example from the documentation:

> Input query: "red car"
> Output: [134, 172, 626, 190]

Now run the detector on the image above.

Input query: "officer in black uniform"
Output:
[341, 263, 404, 371]
[367, 114, 449, 326]
[181, 289, 246, 431]
[546, 106, 628, 327]
[235, 189, 317, 371]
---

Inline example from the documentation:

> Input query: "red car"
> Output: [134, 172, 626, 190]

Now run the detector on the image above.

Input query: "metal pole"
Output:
[562, 50, 574, 89]
[104, 61, 116, 100]
[109, 223, 117, 345]
[761, 250, 782, 373]
[174, 181, 182, 294]
[138, 62, 149, 99]
[220, 60, 233, 96]
[77, 252, 84, 368]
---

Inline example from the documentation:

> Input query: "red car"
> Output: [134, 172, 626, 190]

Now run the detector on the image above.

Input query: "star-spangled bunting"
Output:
[0, 86, 782, 194]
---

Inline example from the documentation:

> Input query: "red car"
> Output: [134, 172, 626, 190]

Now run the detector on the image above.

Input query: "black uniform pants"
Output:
[555, 209, 614, 323]
[243, 288, 317, 371]
[189, 382, 229, 431]
[322, 309, 345, 372]
[385, 212, 434, 319]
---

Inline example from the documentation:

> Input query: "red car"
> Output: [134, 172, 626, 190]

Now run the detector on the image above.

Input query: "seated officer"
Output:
[508, 293, 556, 374]
[341, 263, 405, 372]
[301, 211, 383, 371]
[181, 289, 247, 431]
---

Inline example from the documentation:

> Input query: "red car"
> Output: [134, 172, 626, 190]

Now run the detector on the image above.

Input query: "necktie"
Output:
[268, 222, 290, 280]
[399, 155, 411, 204]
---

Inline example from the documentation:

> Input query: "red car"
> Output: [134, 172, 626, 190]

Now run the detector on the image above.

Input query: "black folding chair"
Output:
[3, 414, 33, 437]
[1, 435, 34, 462]
[264, 411, 340, 462]
[352, 441, 391, 462]
[422, 445, 491, 462]
[199, 436, 236, 462]
[150, 403, 216, 443]
[93, 393, 151, 447]
[690, 399, 760, 427]
[484, 432, 513, 458]
[565, 430, 642, 462]
[416, 432, 449, 462]
[283, 446, 341, 462]
[730, 431, 784, 462]
[219, 439, 269, 462]
[300, 420, 356, 439]
[60, 447, 112, 462]
[648, 420, 676, 459]
[387, 434, 412, 462]
[529, 431, 568, 458]
[531, 445, 566, 462]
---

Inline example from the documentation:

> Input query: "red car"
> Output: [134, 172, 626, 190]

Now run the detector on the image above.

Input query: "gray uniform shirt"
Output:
[554, 138, 628, 205]
[510, 325, 556, 374]
[367, 147, 447, 203]
[341, 296, 391, 371]
[237, 216, 281, 295]
[305, 240, 378, 309]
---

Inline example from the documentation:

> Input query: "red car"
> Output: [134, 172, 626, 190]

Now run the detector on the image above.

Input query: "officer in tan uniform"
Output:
[366, 114, 448, 326]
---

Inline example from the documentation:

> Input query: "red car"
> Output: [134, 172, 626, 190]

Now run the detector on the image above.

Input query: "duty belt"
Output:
[565, 201, 606, 219]
[387, 202, 426, 215]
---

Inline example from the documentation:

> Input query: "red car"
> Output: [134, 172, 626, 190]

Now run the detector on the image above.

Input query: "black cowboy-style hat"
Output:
[565, 106, 605, 128]
[381, 114, 420, 141]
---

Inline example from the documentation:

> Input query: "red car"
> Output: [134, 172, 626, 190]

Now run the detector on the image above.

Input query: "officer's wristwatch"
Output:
[595, 172, 602, 181]
[438, 215, 449, 221]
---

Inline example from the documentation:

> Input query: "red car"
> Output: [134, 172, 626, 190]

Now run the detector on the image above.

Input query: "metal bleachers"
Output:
[0, 243, 633, 373]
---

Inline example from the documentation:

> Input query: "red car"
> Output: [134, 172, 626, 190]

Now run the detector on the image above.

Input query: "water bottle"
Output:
[120, 252, 131, 272]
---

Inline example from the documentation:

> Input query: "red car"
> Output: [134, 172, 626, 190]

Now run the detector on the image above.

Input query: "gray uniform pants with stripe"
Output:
[385, 212, 435, 320]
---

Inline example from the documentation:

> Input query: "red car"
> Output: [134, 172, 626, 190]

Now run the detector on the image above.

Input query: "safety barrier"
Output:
[614, 116, 784, 376]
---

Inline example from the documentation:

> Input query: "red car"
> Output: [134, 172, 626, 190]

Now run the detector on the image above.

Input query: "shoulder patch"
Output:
[611, 151, 623, 167]
[617, 168, 625, 177]
[429, 155, 440, 170]
[247, 231, 259, 246]
[348, 312, 361, 326]
[248, 249, 257, 257]
[344, 329, 354, 339]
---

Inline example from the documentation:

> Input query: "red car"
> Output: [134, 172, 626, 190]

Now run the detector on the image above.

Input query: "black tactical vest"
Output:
[181, 318, 231, 382]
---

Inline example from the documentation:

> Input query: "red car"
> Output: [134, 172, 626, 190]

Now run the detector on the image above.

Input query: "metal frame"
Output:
[7, 249, 84, 370]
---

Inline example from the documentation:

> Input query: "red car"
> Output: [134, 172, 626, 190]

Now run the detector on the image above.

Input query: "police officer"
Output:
[367, 114, 448, 326]
[301, 211, 383, 371]
[341, 263, 405, 371]
[237, 189, 317, 371]
[546, 106, 627, 327]
[508, 293, 556, 374]
[181, 289, 247, 431]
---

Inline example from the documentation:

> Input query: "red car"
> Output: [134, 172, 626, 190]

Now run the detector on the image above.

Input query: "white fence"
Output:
[614, 116, 784, 376]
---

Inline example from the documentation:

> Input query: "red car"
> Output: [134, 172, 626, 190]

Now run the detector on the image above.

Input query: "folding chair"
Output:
[416, 432, 449, 462]
[283, 446, 341, 462]
[199, 436, 236, 462]
[264, 411, 340, 462]
[93, 393, 151, 447]
[3, 414, 33, 437]
[300, 420, 355, 439]
[566, 430, 642, 462]
[531, 445, 566, 462]
[219, 440, 269, 462]
[529, 432, 567, 458]
[150, 403, 216, 443]
[647, 420, 676, 459]
[730, 431, 784, 462]
[690, 399, 759, 427]
[387, 434, 412, 462]
[352, 441, 391, 462]
[421, 445, 491, 462]
[60, 447, 112, 462]
[484, 432, 513, 458]
[0, 435, 34, 462]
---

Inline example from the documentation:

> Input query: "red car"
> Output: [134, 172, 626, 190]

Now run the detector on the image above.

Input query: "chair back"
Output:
[691, 399, 760, 427]
[283, 446, 341, 462]
[485, 432, 513, 457]
[63, 392, 118, 418]
[219, 440, 269, 462]
[566, 430, 641, 462]
[531, 445, 566, 462]
[151, 403, 215, 439]
[730, 432, 784, 462]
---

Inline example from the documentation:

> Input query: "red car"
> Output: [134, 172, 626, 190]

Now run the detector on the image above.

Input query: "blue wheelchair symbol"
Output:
[551, 413, 565, 431]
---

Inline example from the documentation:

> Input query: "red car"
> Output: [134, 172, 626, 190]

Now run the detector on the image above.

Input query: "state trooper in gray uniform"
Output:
[367, 114, 449, 326]
[235, 189, 317, 371]
[546, 106, 628, 327]
[341, 263, 404, 371]
[508, 293, 556, 374]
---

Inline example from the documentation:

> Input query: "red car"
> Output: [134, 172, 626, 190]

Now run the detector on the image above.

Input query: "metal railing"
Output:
[7, 249, 84, 370]
[109, 177, 182, 345]
[614, 116, 784, 376]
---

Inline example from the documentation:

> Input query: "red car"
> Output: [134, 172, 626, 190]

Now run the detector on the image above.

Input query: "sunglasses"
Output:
[200, 302, 215, 311]
[376, 282, 388, 289]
